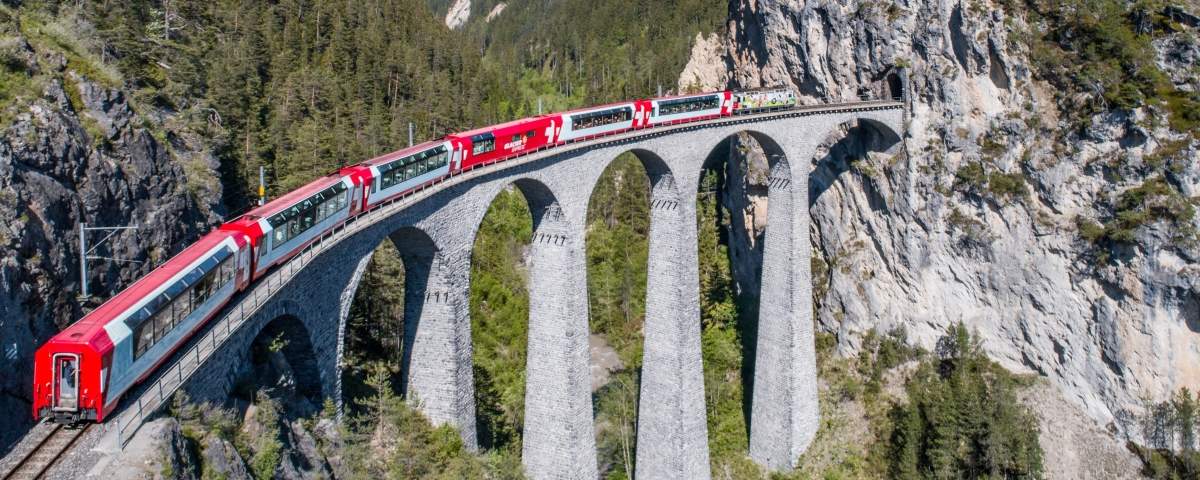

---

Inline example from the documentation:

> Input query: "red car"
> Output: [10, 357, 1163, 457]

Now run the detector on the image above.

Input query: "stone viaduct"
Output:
[101, 101, 904, 479]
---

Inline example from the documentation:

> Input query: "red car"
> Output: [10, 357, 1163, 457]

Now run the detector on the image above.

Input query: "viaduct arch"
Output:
[104, 102, 904, 479]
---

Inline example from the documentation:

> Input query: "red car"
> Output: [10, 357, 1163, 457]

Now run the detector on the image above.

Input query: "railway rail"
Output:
[0, 422, 89, 480]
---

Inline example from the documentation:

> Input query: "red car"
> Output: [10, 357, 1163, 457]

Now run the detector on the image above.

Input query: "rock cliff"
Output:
[0, 20, 224, 452]
[682, 0, 1200, 436]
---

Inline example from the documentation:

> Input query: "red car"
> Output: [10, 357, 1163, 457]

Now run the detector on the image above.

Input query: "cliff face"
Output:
[0, 29, 224, 451]
[682, 0, 1200, 433]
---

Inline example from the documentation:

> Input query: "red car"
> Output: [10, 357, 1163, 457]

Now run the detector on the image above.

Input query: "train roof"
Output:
[450, 115, 555, 138]
[556, 99, 640, 116]
[50, 230, 243, 348]
[235, 173, 348, 222]
[355, 140, 447, 168]
[649, 90, 727, 102]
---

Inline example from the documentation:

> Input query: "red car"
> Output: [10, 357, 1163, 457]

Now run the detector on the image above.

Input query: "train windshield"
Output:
[54, 355, 78, 410]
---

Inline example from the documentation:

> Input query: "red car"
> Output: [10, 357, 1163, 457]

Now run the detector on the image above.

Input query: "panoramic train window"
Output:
[571, 107, 633, 130]
[377, 146, 449, 191]
[656, 95, 720, 116]
[267, 182, 349, 250]
[133, 255, 236, 360]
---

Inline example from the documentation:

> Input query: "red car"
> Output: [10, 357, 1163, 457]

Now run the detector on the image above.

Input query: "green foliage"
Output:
[343, 241, 407, 411]
[586, 153, 650, 367]
[1127, 388, 1200, 479]
[946, 207, 993, 248]
[470, 188, 532, 452]
[457, 0, 727, 110]
[857, 328, 921, 396]
[953, 161, 1029, 203]
[243, 392, 283, 480]
[337, 392, 525, 478]
[693, 167, 763, 476]
[987, 171, 1030, 199]
[1076, 176, 1198, 260]
[1014, 0, 1199, 135]
[888, 323, 1044, 479]
[954, 162, 987, 194]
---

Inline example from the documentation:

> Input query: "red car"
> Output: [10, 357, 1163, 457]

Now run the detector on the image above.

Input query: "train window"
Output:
[153, 308, 172, 342]
[192, 276, 207, 306]
[134, 321, 154, 359]
[58, 358, 77, 402]
[172, 294, 190, 325]
[338, 192, 347, 210]
[571, 107, 633, 130]
[220, 259, 233, 286]
[473, 138, 495, 155]
[657, 96, 720, 116]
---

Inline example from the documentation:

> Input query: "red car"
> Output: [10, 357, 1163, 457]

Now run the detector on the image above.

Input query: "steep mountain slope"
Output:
[682, 0, 1200, 437]
[0, 6, 225, 452]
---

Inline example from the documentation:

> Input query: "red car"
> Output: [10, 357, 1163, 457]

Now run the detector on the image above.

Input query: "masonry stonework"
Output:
[162, 106, 903, 479]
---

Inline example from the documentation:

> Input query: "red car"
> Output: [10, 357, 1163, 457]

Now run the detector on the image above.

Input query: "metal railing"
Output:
[107, 98, 905, 447]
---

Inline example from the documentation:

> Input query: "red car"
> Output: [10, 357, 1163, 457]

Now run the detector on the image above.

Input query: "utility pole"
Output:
[657, 83, 662, 97]
[78, 222, 140, 300]
[258, 165, 266, 206]
[538, 97, 543, 115]
[408, 122, 414, 147]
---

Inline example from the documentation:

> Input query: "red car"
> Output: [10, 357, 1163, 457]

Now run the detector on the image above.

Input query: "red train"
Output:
[32, 88, 799, 423]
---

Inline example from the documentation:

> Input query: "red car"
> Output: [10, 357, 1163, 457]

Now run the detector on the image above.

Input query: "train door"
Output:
[237, 243, 249, 288]
[451, 142, 463, 171]
[52, 353, 79, 412]
[349, 183, 361, 214]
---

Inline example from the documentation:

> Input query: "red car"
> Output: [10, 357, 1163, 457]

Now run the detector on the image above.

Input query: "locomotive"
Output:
[32, 88, 799, 424]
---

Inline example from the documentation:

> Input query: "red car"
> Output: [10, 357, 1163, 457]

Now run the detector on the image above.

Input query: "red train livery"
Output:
[32, 88, 797, 424]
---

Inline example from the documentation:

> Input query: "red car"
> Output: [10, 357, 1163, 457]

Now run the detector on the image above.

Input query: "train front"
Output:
[32, 332, 109, 423]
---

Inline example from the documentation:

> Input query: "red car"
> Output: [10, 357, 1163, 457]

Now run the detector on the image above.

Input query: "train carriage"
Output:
[555, 100, 654, 142]
[221, 174, 362, 280]
[452, 116, 559, 170]
[732, 88, 797, 112]
[350, 140, 460, 208]
[32, 230, 252, 423]
[647, 91, 732, 125]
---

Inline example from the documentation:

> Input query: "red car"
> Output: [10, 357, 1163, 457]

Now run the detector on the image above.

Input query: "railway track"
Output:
[0, 422, 89, 480]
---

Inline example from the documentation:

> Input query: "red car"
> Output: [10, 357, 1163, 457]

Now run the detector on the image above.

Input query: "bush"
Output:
[988, 171, 1030, 199]
[954, 162, 987, 194]
[857, 327, 922, 396]
[1078, 176, 1198, 260]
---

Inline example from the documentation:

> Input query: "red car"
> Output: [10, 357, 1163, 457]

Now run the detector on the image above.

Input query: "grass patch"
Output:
[18, 10, 122, 87]
[953, 161, 1030, 204]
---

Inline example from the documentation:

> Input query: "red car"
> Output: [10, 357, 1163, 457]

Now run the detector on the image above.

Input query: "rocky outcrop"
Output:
[684, 0, 1200, 439]
[445, 0, 471, 30]
[201, 436, 252, 480]
[0, 28, 224, 452]
[99, 418, 200, 480]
